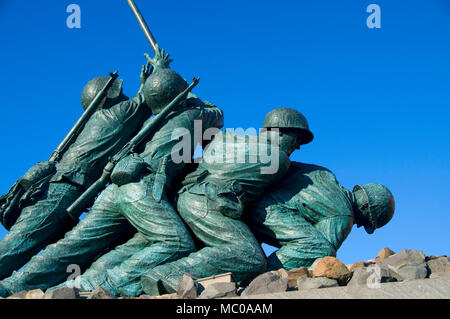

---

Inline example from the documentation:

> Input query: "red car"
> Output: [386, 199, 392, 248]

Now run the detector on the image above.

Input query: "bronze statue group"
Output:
[0, 46, 395, 298]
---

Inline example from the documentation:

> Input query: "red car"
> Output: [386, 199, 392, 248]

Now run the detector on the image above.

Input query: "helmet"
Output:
[353, 183, 395, 234]
[143, 68, 188, 115]
[81, 77, 124, 111]
[263, 107, 314, 145]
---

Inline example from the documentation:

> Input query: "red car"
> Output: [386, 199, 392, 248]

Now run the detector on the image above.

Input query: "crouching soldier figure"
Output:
[243, 161, 395, 271]
[0, 57, 154, 279]
[140, 107, 314, 296]
[0, 47, 224, 298]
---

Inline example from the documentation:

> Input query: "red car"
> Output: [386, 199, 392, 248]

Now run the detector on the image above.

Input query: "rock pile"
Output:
[3, 248, 449, 299]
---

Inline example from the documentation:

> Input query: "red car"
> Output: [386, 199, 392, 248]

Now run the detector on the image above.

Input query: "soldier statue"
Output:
[139, 108, 314, 296]
[243, 161, 395, 271]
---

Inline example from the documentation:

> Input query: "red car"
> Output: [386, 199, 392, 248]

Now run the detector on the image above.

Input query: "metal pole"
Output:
[126, 0, 158, 53]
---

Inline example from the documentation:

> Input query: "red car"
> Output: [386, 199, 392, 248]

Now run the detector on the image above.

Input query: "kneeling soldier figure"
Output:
[244, 161, 395, 271]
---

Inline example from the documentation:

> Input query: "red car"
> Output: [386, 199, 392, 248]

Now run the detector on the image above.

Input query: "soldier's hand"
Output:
[140, 60, 152, 85]
[144, 44, 173, 69]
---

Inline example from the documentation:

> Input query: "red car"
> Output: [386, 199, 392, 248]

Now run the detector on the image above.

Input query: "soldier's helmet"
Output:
[353, 183, 395, 234]
[142, 49, 188, 115]
[143, 69, 188, 115]
[263, 107, 314, 145]
[81, 77, 124, 111]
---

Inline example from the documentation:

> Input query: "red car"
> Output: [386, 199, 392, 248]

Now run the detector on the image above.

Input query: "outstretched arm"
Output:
[136, 59, 152, 96]
[130, 58, 151, 106]
[133, 45, 173, 102]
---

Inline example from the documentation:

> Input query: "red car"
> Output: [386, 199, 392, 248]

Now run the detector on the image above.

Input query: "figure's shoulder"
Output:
[184, 93, 208, 108]
[290, 161, 332, 174]
[185, 92, 202, 106]
[289, 162, 337, 181]
[186, 93, 222, 110]
[98, 97, 138, 118]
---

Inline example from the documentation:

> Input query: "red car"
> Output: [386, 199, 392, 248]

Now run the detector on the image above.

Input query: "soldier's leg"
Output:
[50, 231, 145, 294]
[104, 175, 196, 297]
[141, 190, 267, 296]
[0, 184, 133, 296]
[245, 204, 336, 270]
[0, 182, 82, 279]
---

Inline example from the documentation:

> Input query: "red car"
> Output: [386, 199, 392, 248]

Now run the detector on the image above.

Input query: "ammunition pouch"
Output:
[0, 182, 23, 230]
[19, 161, 56, 191]
[184, 178, 246, 220]
[1, 162, 56, 229]
[0, 170, 53, 230]
[111, 154, 150, 187]
[181, 169, 208, 187]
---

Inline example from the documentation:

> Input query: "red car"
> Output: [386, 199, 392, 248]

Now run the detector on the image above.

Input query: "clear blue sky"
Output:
[0, 0, 448, 265]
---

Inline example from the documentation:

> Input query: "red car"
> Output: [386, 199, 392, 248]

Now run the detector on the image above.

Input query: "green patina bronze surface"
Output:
[0, 1, 396, 299]
[139, 108, 314, 296]
[243, 161, 395, 271]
